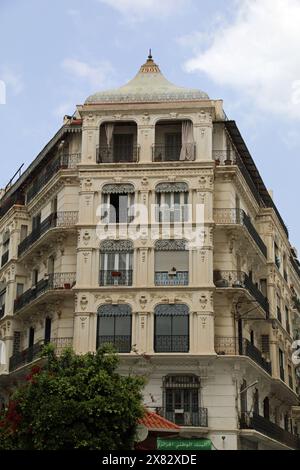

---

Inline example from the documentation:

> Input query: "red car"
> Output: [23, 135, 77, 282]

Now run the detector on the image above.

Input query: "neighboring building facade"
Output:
[0, 54, 300, 450]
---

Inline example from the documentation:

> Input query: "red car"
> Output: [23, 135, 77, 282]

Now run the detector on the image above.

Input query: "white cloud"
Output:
[62, 58, 114, 88]
[0, 66, 24, 96]
[98, 0, 188, 21]
[183, 0, 300, 118]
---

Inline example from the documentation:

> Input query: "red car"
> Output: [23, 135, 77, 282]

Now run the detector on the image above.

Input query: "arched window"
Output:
[154, 240, 189, 286]
[100, 240, 133, 286]
[154, 304, 189, 353]
[97, 304, 132, 353]
[155, 182, 189, 223]
[162, 375, 206, 427]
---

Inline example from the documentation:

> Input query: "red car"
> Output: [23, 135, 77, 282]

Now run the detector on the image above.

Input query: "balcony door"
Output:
[165, 133, 181, 161]
[113, 134, 133, 162]
[164, 375, 200, 426]
[100, 240, 133, 286]
[154, 304, 189, 353]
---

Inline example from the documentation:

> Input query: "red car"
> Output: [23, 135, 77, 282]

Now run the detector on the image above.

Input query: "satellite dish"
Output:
[135, 424, 149, 443]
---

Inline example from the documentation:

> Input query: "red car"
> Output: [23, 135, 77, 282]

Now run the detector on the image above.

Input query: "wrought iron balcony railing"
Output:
[240, 412, 300, 449]
[213, 271, 269, 316]
[9, 337, 73, 372]
[99, 270, 133, 286]
[1, 251, 9, 267]
[213, 150, 261, 205]
[14, 272, 76, 313]
[164, 408, 208, 427]
[214, 208, 267, 258]
[155, 271, 189, 286]
[0, 192, 25, 219]
[96, 145, 139, 163]
[97, 335, 131, 353]
[152, 143, 196, 162]
[26, 153, 81, 203]
[241, 339, 272, 375]
[9, 341, 43, 372]
[154, 335, 189, 353]
[18, 211, 78, 257]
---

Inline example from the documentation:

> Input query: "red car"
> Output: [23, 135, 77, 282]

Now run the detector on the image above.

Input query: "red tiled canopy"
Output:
[138, 411, 180, 431]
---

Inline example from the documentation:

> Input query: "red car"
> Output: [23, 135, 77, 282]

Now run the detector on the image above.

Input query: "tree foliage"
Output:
[0, 345, 145, 450]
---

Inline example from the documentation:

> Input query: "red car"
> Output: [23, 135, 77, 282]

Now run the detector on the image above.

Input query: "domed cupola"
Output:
[85, 51, 209, 104]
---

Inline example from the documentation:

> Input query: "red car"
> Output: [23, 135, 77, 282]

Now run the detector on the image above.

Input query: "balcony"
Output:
[0, 191, 25, 219]
[26, 153, 80, 203]
[154, 335, 189, 353]
[213, 150, 261, 205]
[164, 409, 208, 427]
[155, 271, 189, 286]
[96, 144, 139, 163]
[152, 143, 195, 162]
[18, 211, 78, 257]
[242, 339, 272, 375]
[9, 337, 73, 372]
[99, 270, 133, 286]
[213, 271, 269, 317]
[14, 272, 76, 313]
[240, 412, 300, 449]
[214, 209, 267, 258]
[1, 251, 9, 267]
[215, 337, 272, 375]
[97, 335, 131, 353]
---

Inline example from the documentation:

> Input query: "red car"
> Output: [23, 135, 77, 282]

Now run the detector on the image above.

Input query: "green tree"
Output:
[0, 345, 145, 450]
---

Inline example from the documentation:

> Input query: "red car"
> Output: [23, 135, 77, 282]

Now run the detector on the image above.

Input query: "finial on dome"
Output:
[139, 51, 160, 73]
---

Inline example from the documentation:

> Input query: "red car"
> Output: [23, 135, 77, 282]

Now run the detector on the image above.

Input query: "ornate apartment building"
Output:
[0, 54, 300, 450]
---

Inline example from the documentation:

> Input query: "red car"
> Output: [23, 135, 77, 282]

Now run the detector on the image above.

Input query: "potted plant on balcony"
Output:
[111, 271, 122, 277]
[168, 267, 177, 277]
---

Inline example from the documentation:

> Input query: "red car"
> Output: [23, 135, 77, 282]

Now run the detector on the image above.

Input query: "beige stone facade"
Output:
[0, 55, 300, 450]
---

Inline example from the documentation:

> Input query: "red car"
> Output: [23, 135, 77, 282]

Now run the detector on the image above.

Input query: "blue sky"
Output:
[0, 0, 300, 248]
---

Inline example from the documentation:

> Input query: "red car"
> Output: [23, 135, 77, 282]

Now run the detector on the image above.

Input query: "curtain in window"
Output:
[104, 123, 114, 162]
[180, 121, 194, 161]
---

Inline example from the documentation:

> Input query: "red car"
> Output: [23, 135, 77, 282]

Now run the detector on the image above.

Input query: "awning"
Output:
[102, 183, 135, 194]
[156, 182, 188, 193]
[157, 437, 212, 450]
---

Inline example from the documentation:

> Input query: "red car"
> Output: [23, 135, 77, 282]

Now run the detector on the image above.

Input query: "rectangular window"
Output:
[104, 193, 134, 224]
[157, 192, 189, 223]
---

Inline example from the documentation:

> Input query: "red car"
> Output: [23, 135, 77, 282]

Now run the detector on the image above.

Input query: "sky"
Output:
[0, 0, 300, 247]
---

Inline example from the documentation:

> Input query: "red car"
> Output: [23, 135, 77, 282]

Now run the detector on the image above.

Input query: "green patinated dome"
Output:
[85, 53, 209, 104]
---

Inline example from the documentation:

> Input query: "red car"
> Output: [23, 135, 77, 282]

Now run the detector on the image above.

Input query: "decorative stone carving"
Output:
[140, 295, 148, 310]
[83, 231, 91, 246]
[80, 296, 88, 311]
[200, 295, 208, 310]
